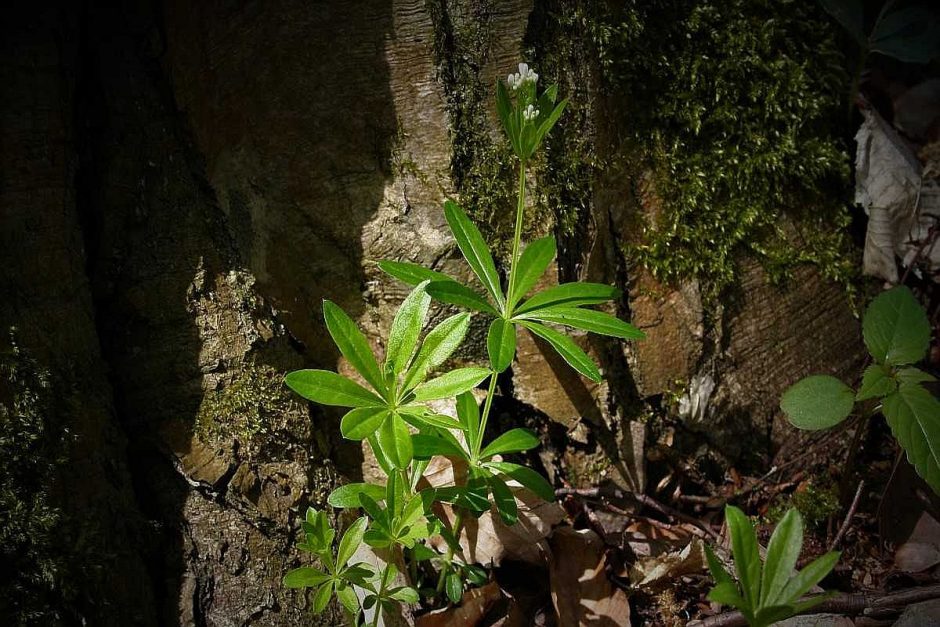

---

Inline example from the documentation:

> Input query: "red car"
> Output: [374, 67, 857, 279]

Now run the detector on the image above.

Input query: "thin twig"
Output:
[689, 584, 940, 627]
[555, 486, 720, 540]
[830, 480, 865, 551]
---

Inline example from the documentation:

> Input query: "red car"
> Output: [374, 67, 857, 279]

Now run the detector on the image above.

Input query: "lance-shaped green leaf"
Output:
[283, 566, 331, 588]
[410, 367, 490, 402]
[312, 583, 333, 613]
[522, 307, 645, 340]
[484, 461, 554, 501]
[378, 260, 453, 286]
[402, 313, 471, 390]
[412, 433, 470, 460]
[705, 544, 734, 587]
[301, 508, 335, 554]
[368, 433, 395, 476]
[856, 364, 896, 401]
[340, 407, 388, 440]
[883, 382, 940, 494]
[426, 281, 498, 315]
[863, 286, 931, 366]
[780, 375, 854, 430]
[516, 282, 619, 315]
[761, 509, 802, 606]
[725, 505, 761, 610]
[335, 582, 360, 614]
[375, 413, 413, 469]
[488, 474, 518, 524]
[708, 581, 749, 613]
[444, 200, 504, 308]
[432, 484, 490, 513]
[328, 482, 387, 508]
[509, 236, 556, 308]
[480, 427, 540, 459]
[359, 494, 389, 530]
[777, 551, 840, 603]
[337, 517, 369, 568]
[457, 390, 482, 455]
[520, 321, 601, 382]
[487, 318, 516, 372]
[323, 300, 385, 393]
[285, 370, 385, 408]
[398, 407, 463, 431]
[531, 97, 568, 155]
[389, 586, 420, 604]
[386, 282, 431, 375]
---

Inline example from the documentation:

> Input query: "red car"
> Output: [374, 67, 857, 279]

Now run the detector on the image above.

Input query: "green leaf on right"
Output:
[780, 375, 854, 430]
[883, 382, 940, 494]
[863, 286, 931, 367]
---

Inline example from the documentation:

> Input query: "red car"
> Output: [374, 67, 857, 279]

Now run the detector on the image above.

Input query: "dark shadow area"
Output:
[68, 0, 397, 623]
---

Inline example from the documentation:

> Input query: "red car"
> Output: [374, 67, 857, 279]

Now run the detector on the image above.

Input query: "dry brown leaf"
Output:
[622, 519, 697, 559]
[629, 537, 705, 590]
[895, 512, 940, 573]
[422, 455, 565, 566]
[854, 105, 940, 282]
[548, 526, 631, 626]
[415, 582, 503, 627]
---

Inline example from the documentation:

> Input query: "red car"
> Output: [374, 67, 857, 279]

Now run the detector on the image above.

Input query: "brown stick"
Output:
[688, 584, 940, 627]
[554, 486, 720, 539]
[830, 480, 865, 551]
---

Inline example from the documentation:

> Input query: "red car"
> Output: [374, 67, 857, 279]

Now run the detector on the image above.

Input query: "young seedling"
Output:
[706, 506, 840, 627]
[282, 62, 645, 620]
[781, 286, 939, 494]
[283, 509, 377, 617]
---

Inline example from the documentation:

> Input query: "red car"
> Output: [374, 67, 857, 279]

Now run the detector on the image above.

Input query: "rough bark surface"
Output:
[0, 1, 865, 625]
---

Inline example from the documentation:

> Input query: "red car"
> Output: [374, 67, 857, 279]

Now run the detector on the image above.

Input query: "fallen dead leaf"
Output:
[854, 104, 940, 283]
[895, 512, 940, 573]
[548, 526, 631, 626]
[422, 455, 565, 566]
[629, 537, 705, 590]
[416, 582, 503, 627]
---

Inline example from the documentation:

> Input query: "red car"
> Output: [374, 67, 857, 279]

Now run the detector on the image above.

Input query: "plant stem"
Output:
[474, 371, 499, 459]
[474, 160, 527, 458]
[435, 511, 465, 594]
[505, 161, 527, 315]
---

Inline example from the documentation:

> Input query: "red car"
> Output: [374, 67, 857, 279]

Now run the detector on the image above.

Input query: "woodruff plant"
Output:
[281, 63, 644, 623]
[781, 286, 940, 494]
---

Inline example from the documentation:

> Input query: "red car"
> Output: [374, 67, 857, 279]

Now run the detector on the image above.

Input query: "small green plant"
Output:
[281, 63, 645, 623]
[780, 286, 939, 493]
[706, 506, 840, 627]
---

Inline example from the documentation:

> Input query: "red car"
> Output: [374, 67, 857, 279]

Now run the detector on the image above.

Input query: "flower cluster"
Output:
[507, 62, 538, 90]
[522, 104, 539, 122]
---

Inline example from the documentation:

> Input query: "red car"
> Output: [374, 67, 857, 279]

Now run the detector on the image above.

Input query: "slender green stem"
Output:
[474, 371, 499, 459]
[473, 160, 527, 459]
[504, 161, 527, 315]
[435, 511, 465, 594]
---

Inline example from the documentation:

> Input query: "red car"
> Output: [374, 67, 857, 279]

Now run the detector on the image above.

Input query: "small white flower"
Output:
[523, 104, 539, 121]
[508, 62, 538, 90]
